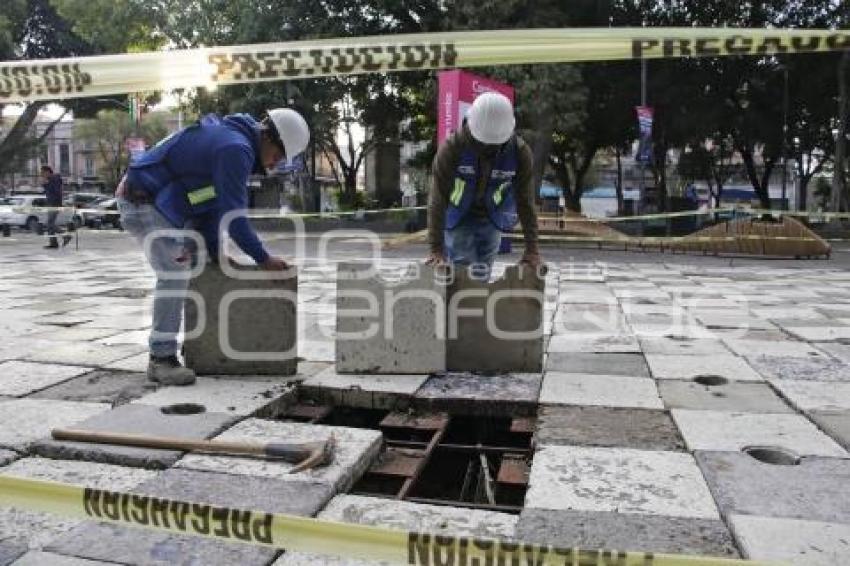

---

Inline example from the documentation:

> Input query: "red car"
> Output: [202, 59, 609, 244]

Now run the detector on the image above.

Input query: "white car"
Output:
[0, 195, 74, 232]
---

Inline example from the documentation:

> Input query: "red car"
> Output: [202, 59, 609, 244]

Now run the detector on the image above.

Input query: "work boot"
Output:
[147, 355, 196, 386]
[61, 235, 72, 247]
[44, 237, 59, 249]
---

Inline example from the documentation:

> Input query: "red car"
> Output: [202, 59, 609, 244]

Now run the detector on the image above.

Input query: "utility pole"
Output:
[780, 66, 789, 210]
[639, 58, 647, 216]
[832, 52, 849, 215]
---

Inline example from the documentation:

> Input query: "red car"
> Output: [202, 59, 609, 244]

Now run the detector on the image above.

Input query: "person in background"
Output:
[41, 165, 71, 249]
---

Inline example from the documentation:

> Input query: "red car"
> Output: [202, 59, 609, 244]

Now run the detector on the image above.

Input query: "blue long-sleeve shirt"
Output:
[126, 113, 270, 264]
[43, 174, 63, 206]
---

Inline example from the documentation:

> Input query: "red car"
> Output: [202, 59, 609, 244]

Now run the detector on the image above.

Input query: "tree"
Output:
[74, 110, 167, 187]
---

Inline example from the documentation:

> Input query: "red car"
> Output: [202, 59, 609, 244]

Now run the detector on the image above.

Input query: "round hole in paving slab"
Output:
[693, 374, 729, 386]
[743, 446, 800, 466]
[160, 403, 206, 415]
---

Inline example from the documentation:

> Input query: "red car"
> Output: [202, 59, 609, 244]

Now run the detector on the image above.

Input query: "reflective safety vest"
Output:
[445, 138, 519, 232]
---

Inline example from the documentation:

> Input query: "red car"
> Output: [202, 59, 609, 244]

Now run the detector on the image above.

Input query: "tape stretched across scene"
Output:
[1, 27, 848, 103]
[0, 476, 778, 566]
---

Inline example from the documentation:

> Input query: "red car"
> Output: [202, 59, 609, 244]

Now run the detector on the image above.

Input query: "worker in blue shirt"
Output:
[117, 108, 309, 385]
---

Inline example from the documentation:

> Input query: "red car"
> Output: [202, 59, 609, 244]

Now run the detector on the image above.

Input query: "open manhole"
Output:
[743, 446, 800, 466]
[278, 404, 534, 513]
[161, 403, 206, 415]
[694, 374, 728, 386]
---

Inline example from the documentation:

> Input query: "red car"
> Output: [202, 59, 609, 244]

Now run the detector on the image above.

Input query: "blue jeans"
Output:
[445, 215, 502, 281]
[118, 198, 190, 358]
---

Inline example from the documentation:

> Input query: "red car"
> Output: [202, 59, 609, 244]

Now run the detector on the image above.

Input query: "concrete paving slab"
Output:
[539, 372, 662, 409]
[784, 325, 850, 341]
[672, 410, 848, 457]
[724, 339, 827, 359]
[0, 543, 28, 566]
[298, 340, 334, 362]
[546, 335, 641, 353]
[638, 337, 730, 356]
[645, 354, 763, 382]
[815, 342, 850, 363]
[0, 457, 155, 551]
[176, 418, 382, 492]
[100, 353, 148, 373]
[770, 380, 850, 412]
[184, 262, 297, 375]
[0, 449, 19, 466]
[23, 343, 146, 368]
[517, 509, 739, 558]
[11, 551, 119, 565]
[0, 361, 93, 397]
[32, 403, 237, 469]
[44, 468, 329, 566]
[414, 372, 542, 413]
[131, 378, 293, 416]
[544, 353, 650, 376]
[301, 368, 427, 409]
[808, 411, 850, 450]
[447, 265, 545, 372]
[28, 370, 154, 405]
[336, 263, 446, 374]
[525, 445, 719, 519]
[729, 515, 850, 566]
[746, 356, 850, 382]
[533, 406, 685, 451]
[658, 381, 793, 413]
[696, 451, 850, 524]
[274, 495, 517, 566]
[25, 327, 122, 343]
[0, 399, 109, 452]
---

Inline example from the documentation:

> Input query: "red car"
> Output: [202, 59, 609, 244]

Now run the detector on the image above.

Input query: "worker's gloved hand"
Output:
[424, 251, 446, 266]
[261, 256, 290, 270]
[520, 251, 547, 274]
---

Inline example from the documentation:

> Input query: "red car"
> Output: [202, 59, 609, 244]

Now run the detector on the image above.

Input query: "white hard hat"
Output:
[267, 108, 310, 161]
[467, 92, 515, 145]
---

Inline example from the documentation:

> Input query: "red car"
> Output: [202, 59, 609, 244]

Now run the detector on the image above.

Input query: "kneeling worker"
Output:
[117, 108, 309, 385]
[426, 92, 541, 279]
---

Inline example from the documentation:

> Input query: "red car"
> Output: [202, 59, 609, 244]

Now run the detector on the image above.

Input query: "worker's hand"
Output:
[424, 251, 446, 266]
[520, 251, 547, 275]
[261, 256, 290, 271]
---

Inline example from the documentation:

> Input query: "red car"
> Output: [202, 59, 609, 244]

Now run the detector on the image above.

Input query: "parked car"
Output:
[66, 192, 108, 227]
[0, 194, 74, 232]
[78, 197, 122, 229]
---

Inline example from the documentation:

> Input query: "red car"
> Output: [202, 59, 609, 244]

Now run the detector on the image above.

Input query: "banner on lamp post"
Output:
[635, 106, 654, 164]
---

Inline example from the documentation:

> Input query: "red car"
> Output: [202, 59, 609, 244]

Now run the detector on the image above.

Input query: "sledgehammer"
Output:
[51, 428, 335, 473]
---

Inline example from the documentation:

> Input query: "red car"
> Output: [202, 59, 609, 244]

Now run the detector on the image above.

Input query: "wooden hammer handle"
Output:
[52, 429, 268, 457]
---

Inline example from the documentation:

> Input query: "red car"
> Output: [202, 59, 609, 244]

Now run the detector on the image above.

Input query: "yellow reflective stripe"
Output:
[187, 185, 216, 206]
[450, 179, 465, 206]
[493, 182, 509, 206]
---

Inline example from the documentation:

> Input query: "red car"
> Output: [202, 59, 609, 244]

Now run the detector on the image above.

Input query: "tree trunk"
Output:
[739, 145, 772, 209]
[614, 147, 624, 215]
[833, 51, 849, 213]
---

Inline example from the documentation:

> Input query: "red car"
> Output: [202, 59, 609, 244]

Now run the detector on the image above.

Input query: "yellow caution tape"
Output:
[1, 28, 848, 103]
[0, 476, 781, 565]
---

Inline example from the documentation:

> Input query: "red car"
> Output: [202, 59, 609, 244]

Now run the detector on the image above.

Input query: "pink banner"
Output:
[437, 70, 514, 144]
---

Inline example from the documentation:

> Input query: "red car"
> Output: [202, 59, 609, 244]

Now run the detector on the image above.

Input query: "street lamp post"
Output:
[780, 66, 789, 210]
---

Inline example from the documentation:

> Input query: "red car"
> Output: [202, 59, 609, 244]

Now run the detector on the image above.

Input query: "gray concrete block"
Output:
[275, 495, 517, 566]
[0, 449, 19, 467]
[414, 372, 541, 414]
[729, 514, 850, 565]
[672, 410, 847, 457]
[0, 361, 93, 397]
[724, 339, 827, 359]
[526, 445, 719, 519]
[545, 353, 650, 376]
[658, 381, 793, 413]
[447, 265, 544, 372]
[0, 400, 109, 452]
[808, 411, 850, 450]
[540, 372, 662, 409]
[184, 262, 297, 375]
[747, 356, 850, 382]
[0, 457, 155, 552]
[10, 551, 118, 565]
[32, 404, 237, 469]
[770, 380, 850, 412]
[638, 337, 730, 356]
[44, 468, 322, 566]
[176, 418, 382, 493]
[131, 377, 294, 416]
[517, 509, 739, 558]
[534, 406, 685, 451]
[28, 370, 154, 405]
[24, 343, 146, 368]
[300, 368, 427, 409]
[645, 354, 763, 381]
[336, 263, 446, 374]
[696, 451, 850, 524]
[0, 541, 27, 566]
